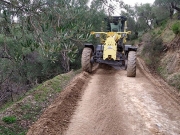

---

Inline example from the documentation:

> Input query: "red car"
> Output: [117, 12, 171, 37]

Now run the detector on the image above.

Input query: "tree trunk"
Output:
[135, 31, 138, 39]
[171, 2, 180, 19]
[171, 2, 180, 12]
[169, 8, 174, 19]
[61, 51, 70, 72]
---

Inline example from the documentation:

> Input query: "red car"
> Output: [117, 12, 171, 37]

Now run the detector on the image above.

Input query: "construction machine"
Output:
[81, 16, 137, 77]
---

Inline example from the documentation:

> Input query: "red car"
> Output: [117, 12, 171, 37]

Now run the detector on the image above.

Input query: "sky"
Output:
[110, 0, 155, 15]
[124, 0, 155, 5]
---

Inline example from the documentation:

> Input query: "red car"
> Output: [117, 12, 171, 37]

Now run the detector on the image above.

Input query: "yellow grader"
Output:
[81, 16, 137, 77]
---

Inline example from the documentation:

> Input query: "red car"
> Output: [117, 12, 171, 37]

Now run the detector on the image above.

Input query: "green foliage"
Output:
[152, 31, 156, 36]
[121, 3, 154, 32]
[2, 116, 17, 124]
[154, 0, 180, 19]
[138, 38, 142, 42]
[142, 37, 164, 69]
[172, 21, 180, 35]
[129, 33, 138, 40]
[157, 30, 162, 35]
[154, 0, 180, 7]
[0, 70, 76, 135]
[0, 126, 16, 135]
[0, 101, 14, 112]
[153, 38, 164, 53]
[153, 5, 169, 23]
[21, 104, 31, 110]
[161, 20, 167, 28]
[0, 0, 106, 105]
[157, 66, 163, 74]
[135, 3, 155, 30]
[0, 125, 26, 135]
[169, 74, 180, 91]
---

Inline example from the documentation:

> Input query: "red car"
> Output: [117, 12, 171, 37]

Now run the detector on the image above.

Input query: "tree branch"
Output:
[171, 2, 180, 12]
[1, 0, 11, 5]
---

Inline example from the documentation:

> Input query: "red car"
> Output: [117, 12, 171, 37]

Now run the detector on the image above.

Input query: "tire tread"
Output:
[81, 48, 92, 73]
[127, 51, 136, 77]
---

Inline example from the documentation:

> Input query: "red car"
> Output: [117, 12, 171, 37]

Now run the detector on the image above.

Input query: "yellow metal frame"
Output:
[91, 31, 131, 43]
[91, 20, 131, 60]
[91, 31, 131, 60]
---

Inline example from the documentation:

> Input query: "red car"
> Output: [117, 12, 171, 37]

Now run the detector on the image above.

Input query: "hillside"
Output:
[138, 18, 180, 92]
[0, 70, 79, 135]
[26, 59, 180, 135]
[0, 0, 180, 134]
[0, 18, 180, 135]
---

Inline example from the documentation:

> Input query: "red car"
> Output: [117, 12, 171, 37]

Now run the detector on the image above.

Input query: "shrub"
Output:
[157, 30, 162, 35]
[153, 38, 164, 54]
[138, 37, 142, 42]
[141, 37, 164, 70]
[168, 74, 180, 91]
[172, 21, 180, 35]
[160, 20, 167, 30]
[2, 116, 17, 124]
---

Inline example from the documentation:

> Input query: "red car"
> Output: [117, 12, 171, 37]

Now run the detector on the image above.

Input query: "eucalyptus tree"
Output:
[0, 0, 106, 72]
[135, 3, 156, 30]
[0, 0, 106, 103]
[154, 0, 180, 19]
[152, 5, 169, 25]
[120, 3, 154, 37]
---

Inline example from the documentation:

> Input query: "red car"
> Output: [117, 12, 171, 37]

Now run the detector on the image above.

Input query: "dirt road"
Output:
[27, 59, 180, 135]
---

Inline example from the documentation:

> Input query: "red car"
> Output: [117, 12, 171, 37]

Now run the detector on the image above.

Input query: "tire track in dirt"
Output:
[64, 66, 132, 135]
[116, 69, 180, 135]
[137, 57, 180, 109]
[64, 64, 180, 135]
[27, 62, 180, 135]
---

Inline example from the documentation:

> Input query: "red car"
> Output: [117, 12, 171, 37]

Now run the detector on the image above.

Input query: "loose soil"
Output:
[27, 60, 180, 135]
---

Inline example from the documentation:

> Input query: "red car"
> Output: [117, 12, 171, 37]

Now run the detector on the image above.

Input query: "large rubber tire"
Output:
[81, 47, 93, 73]
[127, 51, 136, 77]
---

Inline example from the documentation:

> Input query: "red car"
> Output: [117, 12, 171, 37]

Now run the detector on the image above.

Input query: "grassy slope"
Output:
[156, 19, 180, 91]
[0, 70, 80, 135]
[139, 18, 180, 91]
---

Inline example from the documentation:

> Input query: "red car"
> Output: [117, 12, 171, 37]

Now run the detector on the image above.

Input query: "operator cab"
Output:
[105, 16, 127, 32]
[110, 22, 121, 32]
[105, 16, 127, 52]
